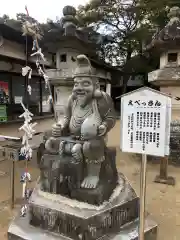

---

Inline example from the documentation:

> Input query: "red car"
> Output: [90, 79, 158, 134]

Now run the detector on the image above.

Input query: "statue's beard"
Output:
[74, 91, 93, 107]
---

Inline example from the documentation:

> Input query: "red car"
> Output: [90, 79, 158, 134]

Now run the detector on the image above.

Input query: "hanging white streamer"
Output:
[35, 60, 49, 88]
[22, 66, 32, 95]
[19, 102, 37, 159]
[27, 85, 32, 95]
[22, 66, 32, 79]
[31, 48, 46, 61]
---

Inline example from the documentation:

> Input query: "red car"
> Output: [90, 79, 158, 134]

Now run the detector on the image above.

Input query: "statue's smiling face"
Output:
[73, 77, 94, 105]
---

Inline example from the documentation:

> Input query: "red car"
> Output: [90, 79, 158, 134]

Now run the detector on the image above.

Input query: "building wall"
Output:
[56, 48, 80, 70]
[0, 39, 53, 66]
[160, 49, 180, 69]
[161, 86, 180, 119]
[0, 71, 53, 122]
[0, 37, 55, 122]
[0, 60, 39, 75]
[55, 48, 111, 81]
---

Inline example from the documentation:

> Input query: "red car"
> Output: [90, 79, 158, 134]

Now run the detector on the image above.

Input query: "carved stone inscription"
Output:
[29, 198, 139, 240]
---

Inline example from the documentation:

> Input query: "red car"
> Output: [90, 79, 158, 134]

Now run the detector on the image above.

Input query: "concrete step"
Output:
[8, 213, 157, 240]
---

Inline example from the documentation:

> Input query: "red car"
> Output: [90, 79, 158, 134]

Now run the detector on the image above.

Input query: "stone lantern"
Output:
[148, 6, 180, 120]
[43, 5, 113, 121]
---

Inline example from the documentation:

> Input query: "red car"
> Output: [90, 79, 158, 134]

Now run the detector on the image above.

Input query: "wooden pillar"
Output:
[39, 77, 42, 116]
[10, 160, 15, 209]
[154, 156, 175, 186]
[9, 73, 13, 120]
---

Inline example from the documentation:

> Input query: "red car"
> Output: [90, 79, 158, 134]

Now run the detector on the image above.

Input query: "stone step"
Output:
[28, 174, 139, 240]
[101, 217, 157, 240]
[8, 214, 157, 240]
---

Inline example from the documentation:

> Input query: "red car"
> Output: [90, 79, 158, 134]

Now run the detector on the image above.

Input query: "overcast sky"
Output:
[0, 0, 89, 23]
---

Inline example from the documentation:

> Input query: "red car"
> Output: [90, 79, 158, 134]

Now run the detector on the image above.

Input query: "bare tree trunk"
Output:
[122, 49, 132, 94]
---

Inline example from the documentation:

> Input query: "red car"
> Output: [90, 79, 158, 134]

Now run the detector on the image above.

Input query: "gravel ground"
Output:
[0, 120, 179, 239]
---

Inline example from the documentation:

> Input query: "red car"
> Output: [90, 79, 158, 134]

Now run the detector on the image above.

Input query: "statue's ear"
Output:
[94, 81, 102, 98]
[95, 81, 100, 90]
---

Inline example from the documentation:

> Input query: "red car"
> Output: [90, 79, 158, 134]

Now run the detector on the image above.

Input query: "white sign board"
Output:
[14, 96, 23, 104]
[165, 97, 171, 155]
[120, 87, 171, 157]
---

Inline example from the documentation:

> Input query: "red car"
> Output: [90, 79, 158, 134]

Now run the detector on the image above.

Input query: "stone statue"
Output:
[8, 7, 157, 240]
[41, 54, 117, 204]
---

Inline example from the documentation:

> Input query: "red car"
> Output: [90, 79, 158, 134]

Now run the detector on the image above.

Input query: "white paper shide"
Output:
[120, 87, 171, 157]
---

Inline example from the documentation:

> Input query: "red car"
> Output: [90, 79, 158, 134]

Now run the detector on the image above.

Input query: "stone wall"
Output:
[169, 120, 180, 165]
[145, 120, 180, 166]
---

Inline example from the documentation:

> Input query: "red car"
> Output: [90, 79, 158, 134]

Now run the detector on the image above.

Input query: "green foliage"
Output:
[77, 0, 180, 69]
[77, 0, 150, 67]
[76, 0, 180, 92]
[0, 0, 178, 73]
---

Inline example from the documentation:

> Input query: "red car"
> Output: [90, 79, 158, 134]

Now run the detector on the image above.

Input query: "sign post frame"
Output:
[120, 87, 172, 239]
[10, 159, 15, 209]
[139, 154, 147, 240]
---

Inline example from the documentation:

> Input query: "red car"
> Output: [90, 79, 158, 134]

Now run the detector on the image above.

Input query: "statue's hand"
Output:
[52, 122, 62, 137]
[45, 137, 59, 154]
[98, 124, 107, 137]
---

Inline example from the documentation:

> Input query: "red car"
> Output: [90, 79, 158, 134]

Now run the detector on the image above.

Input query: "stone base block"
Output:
[154, 175, 176, 186]
[8, 173, 157, 240]
[8, 213, 157, 240]
[28, 173, 139, 240]
[40, 146, 118, 205]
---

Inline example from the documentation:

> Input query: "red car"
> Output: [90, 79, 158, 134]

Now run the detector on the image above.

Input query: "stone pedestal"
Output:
[39, 146, 118, 206]
[160, 86, 180, 120]
[8, 214, 157, 240]
[8, 52, 158, 240]
[8, 174, 157, 240]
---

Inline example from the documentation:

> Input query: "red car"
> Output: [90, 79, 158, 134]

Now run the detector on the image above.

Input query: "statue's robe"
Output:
[62, 91, 116, 136]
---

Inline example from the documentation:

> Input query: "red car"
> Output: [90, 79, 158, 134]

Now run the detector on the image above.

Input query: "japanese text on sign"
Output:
[128, 100, 162, 107]
[121, 92, 170, 157]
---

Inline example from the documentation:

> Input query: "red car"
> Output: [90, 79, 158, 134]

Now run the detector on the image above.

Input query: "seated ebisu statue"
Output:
[44, 54, 116, 196]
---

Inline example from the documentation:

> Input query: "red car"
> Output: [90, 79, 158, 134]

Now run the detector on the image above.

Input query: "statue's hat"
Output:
[73, 54, 97, 79]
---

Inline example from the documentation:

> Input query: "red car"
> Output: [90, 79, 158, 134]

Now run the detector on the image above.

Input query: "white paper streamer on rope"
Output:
[19, 101, 37, 159]
[22, 66, 32, 79]
[31, 48, 46, 61]
[35, 60, 49, 88]
[18, 5, 40, 217]
[22, 182, 26, 198]
[27, 85, 32, 95]
[20, 204, 27, 217]
[22, 66, 32, 95]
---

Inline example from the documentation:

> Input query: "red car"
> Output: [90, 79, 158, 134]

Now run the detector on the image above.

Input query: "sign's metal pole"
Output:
[139, 154, 147, 240]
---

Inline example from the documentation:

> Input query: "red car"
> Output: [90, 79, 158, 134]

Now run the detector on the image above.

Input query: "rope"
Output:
[19, 5, 57, 216]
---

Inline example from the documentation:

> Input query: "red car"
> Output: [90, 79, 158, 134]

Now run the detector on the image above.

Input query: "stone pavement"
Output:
[0, 118, 54, 151]
[0, 121, 180, 240]
[0, 118, 54, 204]
[0, 118, 54, 138]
